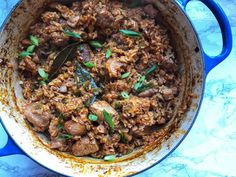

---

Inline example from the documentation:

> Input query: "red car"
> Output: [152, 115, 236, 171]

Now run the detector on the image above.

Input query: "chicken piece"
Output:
[122, 97, 151, 118]
[19, 56, 38, 75]
[54, 97, 83, 117]
[96, 8, 115, 29]
[72, 137, 99, 156]
[41, 11, 60, 23]
[64, 120, 86, 136]
[106, 59, 125, 78]
[90, 100, 118, 122]
[52, 3, 75, 20]
[143, 4, 158, 18]
[50, 138, 68, 151]
[49, 117, 59, 137]
[160, 86, 177, 101]
[138, 88, 157, 97]
[24, 102, 52, 132]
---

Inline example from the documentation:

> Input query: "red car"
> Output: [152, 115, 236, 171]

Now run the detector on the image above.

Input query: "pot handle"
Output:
[0, 124, 24, 156]
[177, 0, 233, 74]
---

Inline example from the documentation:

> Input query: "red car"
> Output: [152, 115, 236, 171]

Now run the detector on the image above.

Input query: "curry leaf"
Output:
[103, 110, 114, 131]
[49, 42, 79, 80]
[76, 64, 99, 105]
[106, 48, 112, 59]
[120, 29, 141, 37]
[30, 35, 39, 46]
[64, 30, 81, 39]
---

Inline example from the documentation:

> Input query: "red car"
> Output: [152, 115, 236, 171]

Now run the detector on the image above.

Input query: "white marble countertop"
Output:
[1, 0, 236, 176]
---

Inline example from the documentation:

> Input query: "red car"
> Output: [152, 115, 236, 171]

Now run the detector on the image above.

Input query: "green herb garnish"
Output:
[121, 91, 129, 99]
[64, 30, 81, 39]
[133, 76, 146, 91]
[133, 64, 157, 91]
[145, 64, 158, 76]
[26, 45, 36, 53]
[59, 133, 73, 140]
[38, 68, 49, 81]
[105, 48, 112, 59]
[19, 51, 32, 58]
[40, 80, 47, 86]
[57, 113, 64, 130]
[84, 61, 96, 68]
[88, 114, 98, 121]
[103, 110, 114, 131]
[121, 72, 130, 79]
[30, 35, 39, 46]
[89, 41, 103, 48]
[38, 68, 49, 86]
[119, 29, 141, 37]
[120, 131, 127, 143]
[104, 155, 116, 161]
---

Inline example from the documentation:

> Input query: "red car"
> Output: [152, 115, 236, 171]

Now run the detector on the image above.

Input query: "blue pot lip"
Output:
[0, 0, 207, 177]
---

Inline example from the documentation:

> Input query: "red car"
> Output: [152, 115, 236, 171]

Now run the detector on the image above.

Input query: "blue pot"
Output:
[0, 0, 232, 176]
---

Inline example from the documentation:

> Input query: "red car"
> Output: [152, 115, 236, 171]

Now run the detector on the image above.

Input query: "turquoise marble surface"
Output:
[0, 0, 236, 176]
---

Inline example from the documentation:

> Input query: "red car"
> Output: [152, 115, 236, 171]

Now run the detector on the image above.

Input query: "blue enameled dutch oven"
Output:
[0, 0, 232, 176]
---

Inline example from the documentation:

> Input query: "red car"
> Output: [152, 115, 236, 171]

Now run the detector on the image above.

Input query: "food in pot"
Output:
[18, 0, 181, 159]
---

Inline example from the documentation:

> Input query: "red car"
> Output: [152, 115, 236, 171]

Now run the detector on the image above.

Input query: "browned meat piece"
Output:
[77, 44, 93, 62]
[19, 56, 38, 75]
[51, 138, 68, 151]
[96, 9, 115, 29]
[143, 4, 158, 18]
[64, 120, 86, 136]
[24, 102, 52, 132]
[106, 59, 125, 78]
[21, 39, 31, 46]
[41, 22, 69, 46]
[161, 56, 177, 71]
[160, 86, 177, 101]
[49, 117, 59, 137]
[72, 137, 99, 156]
[52, 3, 75, 20]
[90, 100, 118, 122]
[111, 33, 127, 47]
[41, 12, 60, 23]
[138, 88, 157, 97]
[96, 124, 107, 134]
[51, 139, 64, 149]
[67, 15, 80, 28]
[122, 97, 151, 118]
[105, 80, 130, 92]
[54, 97, 83, 117]
[32, 54, 40, 64]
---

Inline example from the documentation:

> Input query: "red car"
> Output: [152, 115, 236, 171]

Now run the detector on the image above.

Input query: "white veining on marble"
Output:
[1, 0, 236, 176]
